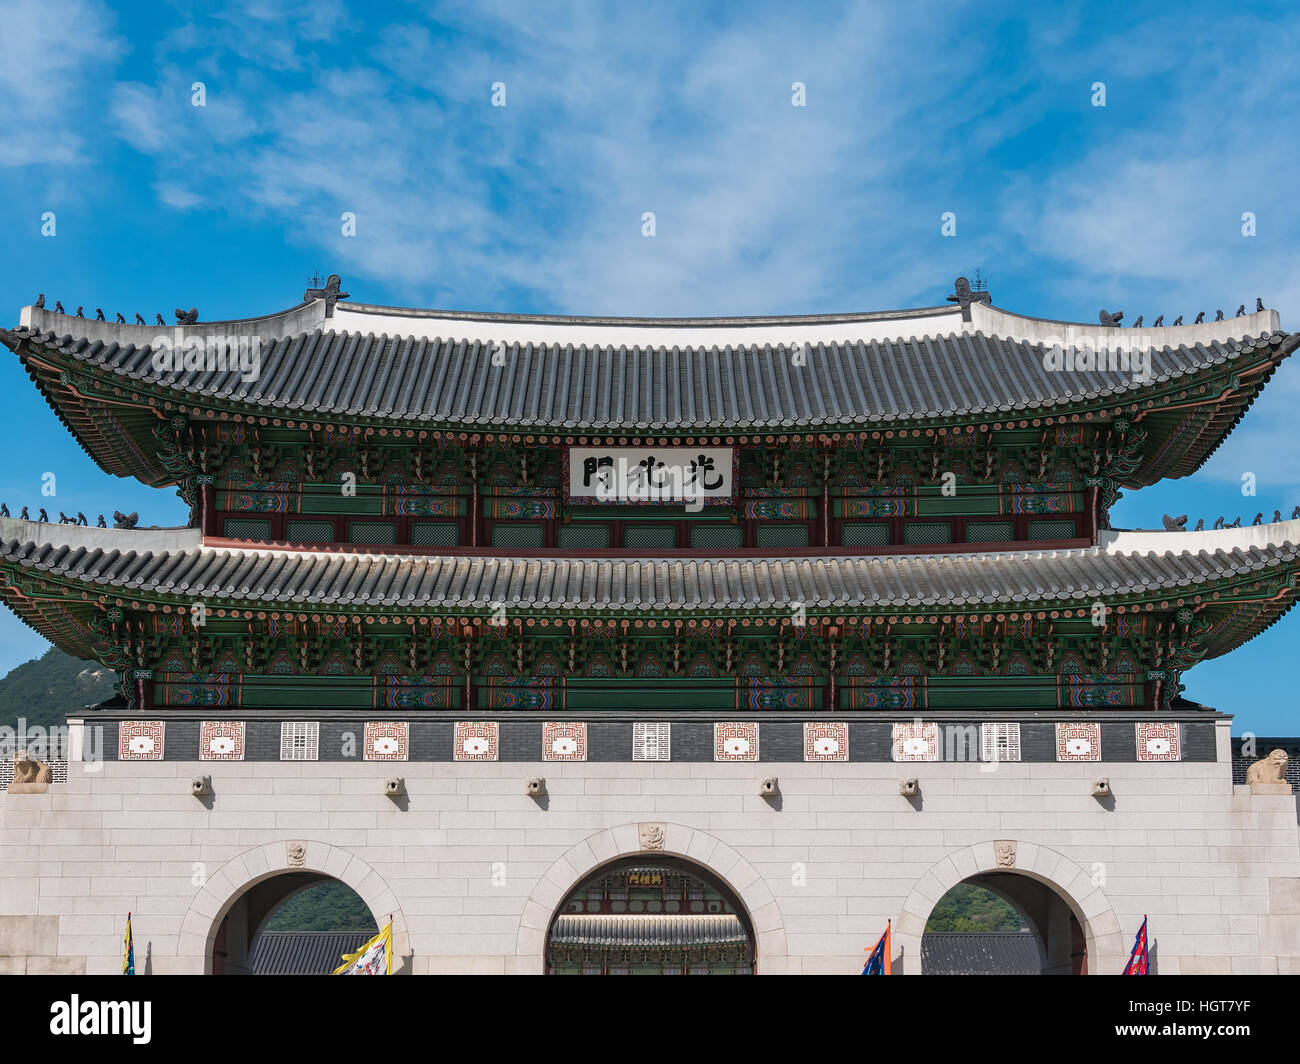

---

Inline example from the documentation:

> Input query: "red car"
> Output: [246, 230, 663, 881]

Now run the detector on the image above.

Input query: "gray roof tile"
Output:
[9, 325, 1290, 431]
[3, 524, 1297, 615]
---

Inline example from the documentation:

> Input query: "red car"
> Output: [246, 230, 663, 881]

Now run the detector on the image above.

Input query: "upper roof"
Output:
[3, 516, 1297, 659]
[3, 283, 1293, 480]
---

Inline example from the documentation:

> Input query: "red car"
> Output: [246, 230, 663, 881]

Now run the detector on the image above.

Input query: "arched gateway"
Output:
[547, 856, 756, 974]
[896, 842, 1125, 976]
[517, 823, 786, 975]
[179, 841, 410, 975]
[922, 872, 1087, 975]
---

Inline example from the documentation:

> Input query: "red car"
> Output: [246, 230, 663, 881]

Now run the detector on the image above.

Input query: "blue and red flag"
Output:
[122, 912, 134, 976]
[1122, 916, 1148, 974]
[861, 920, 891, 975]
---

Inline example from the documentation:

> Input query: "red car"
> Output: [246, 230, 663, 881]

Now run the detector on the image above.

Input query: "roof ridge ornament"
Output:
[304, 273, 350, 318]
[946, 274, 991, 322]
[1099, 309, 1124, 327]
[175, 307, 198, 324]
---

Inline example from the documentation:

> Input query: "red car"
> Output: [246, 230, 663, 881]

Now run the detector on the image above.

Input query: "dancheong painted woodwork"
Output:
[1, 278, 1298, 730]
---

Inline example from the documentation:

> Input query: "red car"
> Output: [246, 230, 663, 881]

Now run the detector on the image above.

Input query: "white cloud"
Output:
[98, 0, 1011, 313]
[156, 183, 204, 210]
[0, 0, 123, 167]
[111, 83, 169, 154]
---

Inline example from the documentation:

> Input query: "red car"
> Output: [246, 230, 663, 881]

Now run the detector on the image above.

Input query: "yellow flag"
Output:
[123, 913, 135, 975]
[334, 921, 392, 975]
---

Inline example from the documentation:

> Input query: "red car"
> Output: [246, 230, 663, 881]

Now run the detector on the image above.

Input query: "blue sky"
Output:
[0, 0, 1296, 731]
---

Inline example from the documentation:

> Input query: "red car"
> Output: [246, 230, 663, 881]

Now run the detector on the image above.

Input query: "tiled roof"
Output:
[3, 517, 1297, 616]
[4, 316, 1292, 431]
[550, 913, 749, 948]
[921, 931, 1042, 975]
[249, 930, 372, 975]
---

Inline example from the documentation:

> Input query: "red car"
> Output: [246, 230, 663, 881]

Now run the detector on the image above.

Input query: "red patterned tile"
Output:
[804, 722, 848, 762]
[453, 721, 499, 762]
[892, 722, 938, 762]
[364, 721, 409, 761]
[199, 720, 244, 761]
[714, 722, 759, 762]
[1136, 722, 1180, 762]
[542, 721, 587, 762]
[119, 721, 165, 761]
[1056, 722, 1101, 762]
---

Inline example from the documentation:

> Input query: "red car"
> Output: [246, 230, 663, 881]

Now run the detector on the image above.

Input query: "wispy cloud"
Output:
[0, 0, 123, 167]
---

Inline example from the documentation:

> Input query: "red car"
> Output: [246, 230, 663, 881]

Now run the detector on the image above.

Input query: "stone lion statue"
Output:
[8, 752, 52, 793]
[1246, 749, 1289, 785]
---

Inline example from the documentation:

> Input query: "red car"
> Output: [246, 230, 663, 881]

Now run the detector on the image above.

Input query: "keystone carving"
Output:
[994, 840, 1016, 868]
[286, 841, 307, 867]
[638, 823, 666, 851]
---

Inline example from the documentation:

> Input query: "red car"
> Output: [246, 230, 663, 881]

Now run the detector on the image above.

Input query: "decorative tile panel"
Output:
[892, 721, 939, 762]
[364, 721, 409, 761]
[279, 721, 319, 761]
[199, 720, 245, 761]
[542, 721, 587, 762]
[633, 723, 671, 761]
[714, 722, 759, 762]
[453, 721, 499, 762]
[804, 722, 848, 762]
[980, 722, 1022, 763]
[1056, 722, 1101, 762]
[1136, 722, 1180, 762]
[119, 721, 165, 761]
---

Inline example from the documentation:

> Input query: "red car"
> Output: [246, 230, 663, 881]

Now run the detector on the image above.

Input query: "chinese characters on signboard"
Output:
[626, 872, 666, 887]
[566, 447, 735, 507]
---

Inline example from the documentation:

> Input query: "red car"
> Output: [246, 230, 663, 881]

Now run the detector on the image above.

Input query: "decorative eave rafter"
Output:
[3, 518, 1298, 664]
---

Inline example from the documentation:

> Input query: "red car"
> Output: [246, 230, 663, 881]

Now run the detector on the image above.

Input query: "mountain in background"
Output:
[0, 646, 117, 732]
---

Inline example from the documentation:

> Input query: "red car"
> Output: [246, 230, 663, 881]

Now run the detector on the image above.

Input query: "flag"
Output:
[122, 913, 134, 976]
[334, 920, 393, 975]
[1122, 916, 1148, 975]
[861, 920, 891, 975]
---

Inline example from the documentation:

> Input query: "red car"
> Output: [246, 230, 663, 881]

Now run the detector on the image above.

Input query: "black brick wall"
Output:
[86, 716, 1223, 764]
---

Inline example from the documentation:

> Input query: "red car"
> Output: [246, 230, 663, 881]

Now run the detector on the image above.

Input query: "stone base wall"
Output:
[2, 739, 1299, 975]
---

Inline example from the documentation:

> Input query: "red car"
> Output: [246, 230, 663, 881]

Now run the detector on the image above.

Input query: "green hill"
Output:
[265, 881, 377, 933]
[0, 646, 117, 732]
[925, 883, 1026, 932]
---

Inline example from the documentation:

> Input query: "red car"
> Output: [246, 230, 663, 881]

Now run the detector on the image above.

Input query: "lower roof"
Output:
[2, 517, 1297, 629]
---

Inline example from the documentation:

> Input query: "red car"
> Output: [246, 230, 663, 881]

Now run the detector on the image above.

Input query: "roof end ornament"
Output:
[304, 272, 350, 318]
[946, 272, 991, 322]
[1099, 308, 1124, 328]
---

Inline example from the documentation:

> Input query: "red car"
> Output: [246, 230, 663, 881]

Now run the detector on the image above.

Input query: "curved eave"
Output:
[1125, 342, 1298, 486]
[5, 325, 1293, 490]
[3, 519, 1298, 663]
[3, 329, 171, 485]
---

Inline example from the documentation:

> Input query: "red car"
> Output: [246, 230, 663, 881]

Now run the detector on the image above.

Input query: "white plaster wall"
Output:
[1, 756, 1298, 976]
